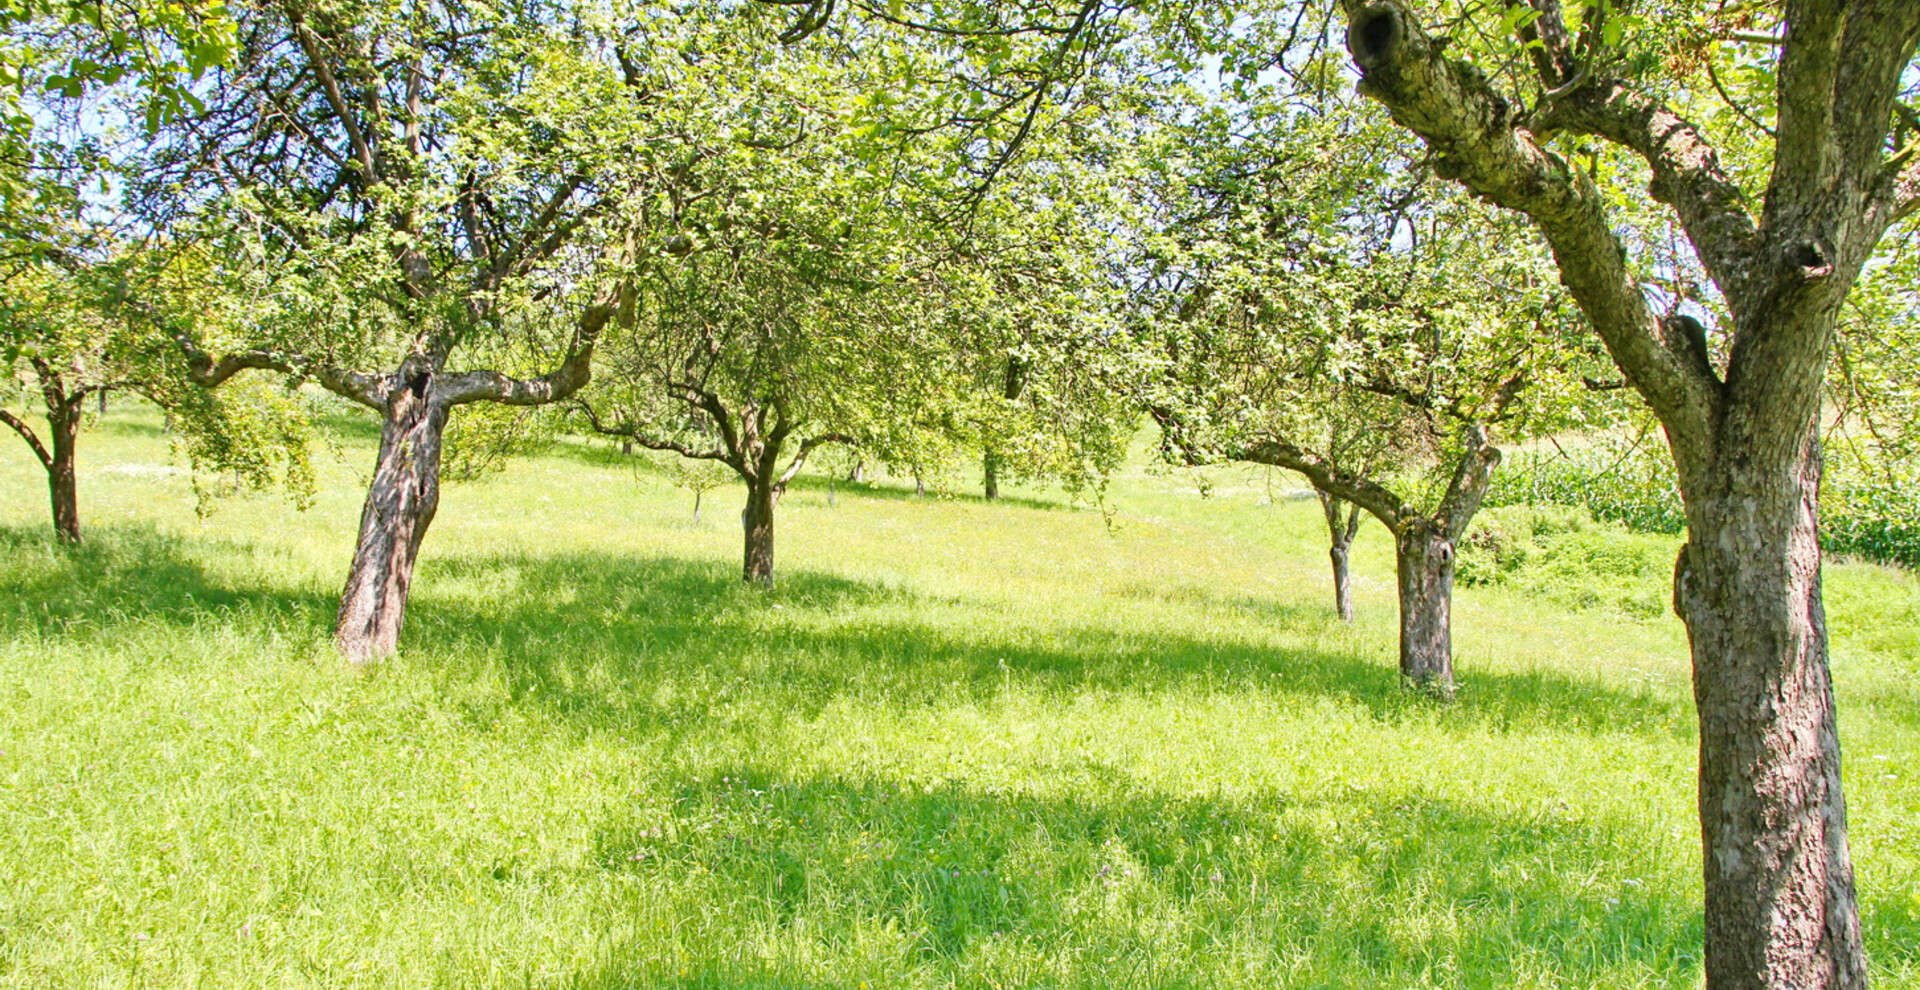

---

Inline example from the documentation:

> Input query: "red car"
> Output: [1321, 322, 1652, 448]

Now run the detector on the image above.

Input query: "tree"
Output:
[2, 256, 133, 542]
[2, 240, 315, 542]
[1135, 79, 1601, 693]
[1335, 0, 1920, 983]
[575, 53, 943, 584]
[140, 0, 692, 661]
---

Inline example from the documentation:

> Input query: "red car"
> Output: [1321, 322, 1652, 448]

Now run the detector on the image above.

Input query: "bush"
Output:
[1488, 444, 1920, 570]
[1485, 448, 1686, 535]
[1458, 506, 1676, 619]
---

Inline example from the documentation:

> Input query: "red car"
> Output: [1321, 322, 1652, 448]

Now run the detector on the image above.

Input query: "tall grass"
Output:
[1, 408, 1915, 989]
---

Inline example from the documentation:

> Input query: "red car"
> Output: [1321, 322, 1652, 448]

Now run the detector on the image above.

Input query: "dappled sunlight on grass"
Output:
[1, 405, 1916, 988]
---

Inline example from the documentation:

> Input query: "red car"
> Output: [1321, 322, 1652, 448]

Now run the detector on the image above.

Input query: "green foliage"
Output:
[443, 403, 557, 484]
[1823, 478, 1920, 572]
[1489, 437, 1920, 570]
[1484, 440, 1688, 536]
[1458, 505, 1676, 619]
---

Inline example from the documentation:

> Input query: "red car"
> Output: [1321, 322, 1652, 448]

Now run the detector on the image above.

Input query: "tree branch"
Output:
[290, 13, 378, 179]
[776, 432, 855, 487]
[435, 282, 620, 407]
[1340, 0, 1721, 470]
[1436, 423, 1501, 539]
[574, 400, 735, 467]
[174, 335, 386, 408]
[0, 408, 52, 469]
[1234, 432, 1412, 530]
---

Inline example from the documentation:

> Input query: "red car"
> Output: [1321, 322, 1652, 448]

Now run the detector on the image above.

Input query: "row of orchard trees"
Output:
[3, 0, 1141, 657]
[5, 2, 1919, 988]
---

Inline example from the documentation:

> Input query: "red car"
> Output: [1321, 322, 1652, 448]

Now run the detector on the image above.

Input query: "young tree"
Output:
[574, 44, 947, 584]
[2, 260, 135, 542]
[1335, 0, 1919, 983]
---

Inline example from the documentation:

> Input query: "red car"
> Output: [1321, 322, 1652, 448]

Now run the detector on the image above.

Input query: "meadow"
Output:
[2, 405, 1916, 989]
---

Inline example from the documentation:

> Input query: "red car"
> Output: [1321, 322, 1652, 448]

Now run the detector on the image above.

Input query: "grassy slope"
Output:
[0, 406, 1914, 990]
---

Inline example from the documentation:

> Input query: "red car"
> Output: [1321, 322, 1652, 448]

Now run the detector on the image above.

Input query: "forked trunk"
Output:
[334, 379, 448, 663]
[1393, 519, 1454, 696]
[1319, 491, 1361, 622]
[1678, 435, 1864, 990]
[742, 481, 777, 586]
[47, 404, 80, 544]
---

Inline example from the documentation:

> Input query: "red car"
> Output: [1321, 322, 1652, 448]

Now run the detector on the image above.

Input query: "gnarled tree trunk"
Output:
[1393, 517, 1453, 693]
[1679, 433, 1863, 990]
[742, 479, 777, 586]
[334, 375, 449, 663]
[1332, 2, 1901, 982]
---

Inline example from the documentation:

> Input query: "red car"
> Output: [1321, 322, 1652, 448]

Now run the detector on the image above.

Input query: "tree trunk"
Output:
[847, 459, 864, 483]
[983, 448, 1001, 500]
[1678, 435, 1864, 990]
[1330, 543, 1354, 623]
[47, 402, 80, 544]
[1319, 491, 1361, 622]
[334, 379, 448, 663]
[742, 480, 776, 586]
[1393, 518, 1454, 696]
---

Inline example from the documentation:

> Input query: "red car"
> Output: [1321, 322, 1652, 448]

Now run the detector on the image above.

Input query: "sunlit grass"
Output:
[1, 404, 1915, 988]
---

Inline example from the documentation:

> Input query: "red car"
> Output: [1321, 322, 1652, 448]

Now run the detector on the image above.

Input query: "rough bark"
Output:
[742, 480, 777, 586]
[334, 372, 449, 663]
[46, 403, 80, 543]
[1677, 436, 1864, 990]
[1394, 518, 1453, 693]
[1335, 2, 1914, 984]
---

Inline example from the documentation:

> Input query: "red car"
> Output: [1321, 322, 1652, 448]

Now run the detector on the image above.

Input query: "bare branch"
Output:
[0, 408, 52, 469]
[776, 432, 854, 487]
[574, 401, 736, 468]
[1235, 432, 1411, 530]
[290, 14, 378, 179]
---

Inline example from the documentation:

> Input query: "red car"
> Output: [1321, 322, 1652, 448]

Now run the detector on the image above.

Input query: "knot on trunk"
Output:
[1350, 4, 1404, 70]
[1790, 241, 1832, 280]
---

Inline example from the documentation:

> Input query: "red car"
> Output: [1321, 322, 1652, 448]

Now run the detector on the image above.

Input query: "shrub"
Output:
[1488, 443, 1920, 570]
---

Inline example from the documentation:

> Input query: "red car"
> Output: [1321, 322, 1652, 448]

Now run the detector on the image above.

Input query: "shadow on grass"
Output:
[0, 523, 1690, 739]
[543, 772, 1704, 989]
[0, 524, 336, 638]
[401, 549, 1693, 741]
[782, 472, 1073, 514]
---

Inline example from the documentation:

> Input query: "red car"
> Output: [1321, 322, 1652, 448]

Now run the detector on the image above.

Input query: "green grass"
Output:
[1, 406, 1916, 989]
